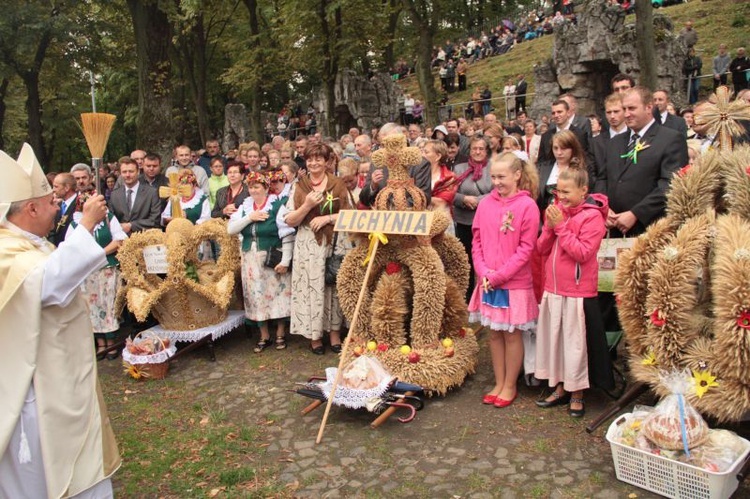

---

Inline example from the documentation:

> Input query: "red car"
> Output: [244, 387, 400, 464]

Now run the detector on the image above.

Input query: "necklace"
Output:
[309, 174, 325, 187]
[253, 197, 268, 211]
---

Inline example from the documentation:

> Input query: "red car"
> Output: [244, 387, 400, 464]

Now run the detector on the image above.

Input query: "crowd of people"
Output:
[38, 72, 750, 395]
[3, 52, 750, 494]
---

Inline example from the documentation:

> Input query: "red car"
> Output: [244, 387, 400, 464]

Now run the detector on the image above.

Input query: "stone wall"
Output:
[530, 0, 688, 118]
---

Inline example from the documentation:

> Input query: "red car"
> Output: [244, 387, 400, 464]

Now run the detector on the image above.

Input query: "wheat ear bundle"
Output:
[81, 113, 116, 191]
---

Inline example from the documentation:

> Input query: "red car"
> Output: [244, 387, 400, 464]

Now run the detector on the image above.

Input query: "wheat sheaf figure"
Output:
[336, 133, 479, 395]
[616, 87, 750, 422]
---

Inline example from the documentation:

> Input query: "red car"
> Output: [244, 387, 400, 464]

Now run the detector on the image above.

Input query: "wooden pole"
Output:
[316, 239, 381, 444]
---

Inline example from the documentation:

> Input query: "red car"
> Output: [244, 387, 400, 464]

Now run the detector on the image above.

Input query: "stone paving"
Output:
[99, 328, 749, 498]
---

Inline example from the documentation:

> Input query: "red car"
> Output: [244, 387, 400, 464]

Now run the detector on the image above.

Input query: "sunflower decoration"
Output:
[641, 348, 657, 366]
[123, 362, 150, 380]
[692, 369, 719, 398]
[693, 85, 750, 152]
[158, 172, 192, 219]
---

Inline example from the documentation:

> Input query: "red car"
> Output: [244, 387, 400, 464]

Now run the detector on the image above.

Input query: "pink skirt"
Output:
[468, 285, 538, 332]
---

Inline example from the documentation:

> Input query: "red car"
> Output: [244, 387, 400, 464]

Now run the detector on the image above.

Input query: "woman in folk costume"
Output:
[0, 144, 120, 498]
[65, 190, 128, 361]
[228, 171, 294, 352]
[161, 168, 211, 226]
[162, 168, 212, 259]
[283, 143, 352, 355]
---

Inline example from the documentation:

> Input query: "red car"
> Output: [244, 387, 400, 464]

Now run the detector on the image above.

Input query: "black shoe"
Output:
[310, 344, 325, 355]
[254, 338, 272, 353]
[535, 391, 570, 408]
[330, 344, 342, 354]
[568, 398, 585, 418]
[106, 350, 120, 361]
[96, 350, 107, 361]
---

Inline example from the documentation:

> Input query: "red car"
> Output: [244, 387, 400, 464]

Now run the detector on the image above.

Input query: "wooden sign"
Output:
[334, 210, 433, 236]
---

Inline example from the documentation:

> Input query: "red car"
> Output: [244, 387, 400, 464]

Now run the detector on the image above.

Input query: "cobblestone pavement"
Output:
[99, 328, 749, 498]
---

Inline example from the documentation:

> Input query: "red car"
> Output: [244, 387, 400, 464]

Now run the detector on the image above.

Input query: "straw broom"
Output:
[81, 113, 116, 192]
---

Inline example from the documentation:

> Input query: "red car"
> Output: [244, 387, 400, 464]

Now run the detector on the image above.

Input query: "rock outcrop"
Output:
[316, 70, 402, 136]
[222, 103, 251, 151]
[531, 0, 688, 117]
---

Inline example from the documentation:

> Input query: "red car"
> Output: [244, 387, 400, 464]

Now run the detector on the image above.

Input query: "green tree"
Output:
[171, 0, 239, 146]
[0, 2, 68, 165]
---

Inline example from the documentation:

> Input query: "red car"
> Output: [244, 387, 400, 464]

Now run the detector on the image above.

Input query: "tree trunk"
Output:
[383, 0, 400, 71]
[183, 16, 210, 145]
[404, 0, 438, 126]
[0, 78, 10, 151]
[415, 26, 438, 126]
[127, 0, 174, 157]
[243, 0, 264, 143]
[317, 0, 340, 136]
[635, 0, 657, 90]
[22, 71, 47, 166]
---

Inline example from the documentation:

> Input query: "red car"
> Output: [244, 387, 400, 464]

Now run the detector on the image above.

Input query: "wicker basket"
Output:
[122, 332, 176, 381]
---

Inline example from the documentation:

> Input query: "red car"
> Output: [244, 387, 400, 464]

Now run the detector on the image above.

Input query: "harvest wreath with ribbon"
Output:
[336, 133, 479, 395]
[616, 86, 750, 422]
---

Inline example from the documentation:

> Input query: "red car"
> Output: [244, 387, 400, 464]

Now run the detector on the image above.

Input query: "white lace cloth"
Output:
[319, 366, 396, 410]
[148, 310, 245, 343]
[122, 344, 177, 364]
[468, 312, 537, 333]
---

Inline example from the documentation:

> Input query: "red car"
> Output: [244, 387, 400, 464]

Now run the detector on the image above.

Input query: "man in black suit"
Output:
[140, 153, 170, 211]
[594, 86, 688, 237]
[594, 87, 688, 331]
[108, 157, 162, 235]
[591, 94, 628, 188]
[49, 172, 77, 246]
[515, 74, 527, 115]
[653, 89, 688, 137]
[560, 93, 593, 140]
[537, 99, 592, 166]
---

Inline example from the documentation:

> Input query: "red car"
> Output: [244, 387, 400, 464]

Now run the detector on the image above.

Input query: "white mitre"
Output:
[0, 143, 51, 220]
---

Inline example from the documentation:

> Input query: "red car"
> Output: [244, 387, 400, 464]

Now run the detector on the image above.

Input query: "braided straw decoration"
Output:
[694, 85, 750, 152]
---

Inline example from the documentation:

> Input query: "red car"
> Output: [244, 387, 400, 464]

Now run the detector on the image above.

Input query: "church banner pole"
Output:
[315, 238, 381, 445]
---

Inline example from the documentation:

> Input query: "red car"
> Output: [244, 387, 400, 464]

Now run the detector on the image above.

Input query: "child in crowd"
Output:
[469, 152, 540, 408]
[534, 163, 609, 418]
[208, 157, 229, 209]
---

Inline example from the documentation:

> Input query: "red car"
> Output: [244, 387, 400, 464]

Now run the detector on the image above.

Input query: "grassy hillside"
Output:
[397, 0, 750, 116]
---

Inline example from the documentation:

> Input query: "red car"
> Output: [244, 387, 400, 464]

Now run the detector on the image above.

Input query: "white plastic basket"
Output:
[606, 414, 750, 499]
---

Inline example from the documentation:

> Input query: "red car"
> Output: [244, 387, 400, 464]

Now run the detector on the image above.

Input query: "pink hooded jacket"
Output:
[537, 193, 608, 298]
[471, 189, 540, 290]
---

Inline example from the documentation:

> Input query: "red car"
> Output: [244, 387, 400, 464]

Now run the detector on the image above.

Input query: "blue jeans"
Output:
[688, 77, 700, 104]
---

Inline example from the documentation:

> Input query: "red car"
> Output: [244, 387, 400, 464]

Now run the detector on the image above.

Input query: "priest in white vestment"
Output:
[0, 144, 121, 498]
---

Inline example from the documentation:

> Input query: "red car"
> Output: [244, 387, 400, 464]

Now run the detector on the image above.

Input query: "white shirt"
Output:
[630, 119, 656, 142]
[609, 125, 627, 138]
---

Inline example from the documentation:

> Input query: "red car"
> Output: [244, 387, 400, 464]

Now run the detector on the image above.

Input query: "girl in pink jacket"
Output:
[534, 163, 607, 418]
[469, 152, 540, 408]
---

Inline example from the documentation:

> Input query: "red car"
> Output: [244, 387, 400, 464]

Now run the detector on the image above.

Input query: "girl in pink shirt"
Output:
[534, 163, 609, 418]
[469, 152, 540, 408]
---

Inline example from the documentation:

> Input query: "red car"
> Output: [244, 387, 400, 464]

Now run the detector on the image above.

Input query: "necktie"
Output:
[126, 189, 133, 215]
[628, 133, 640, 149]
[60, 201, 66, 215]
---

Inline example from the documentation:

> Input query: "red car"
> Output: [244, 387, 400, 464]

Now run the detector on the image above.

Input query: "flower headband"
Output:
[268, 170, 286, 183]
[245, 171, 270, 187]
